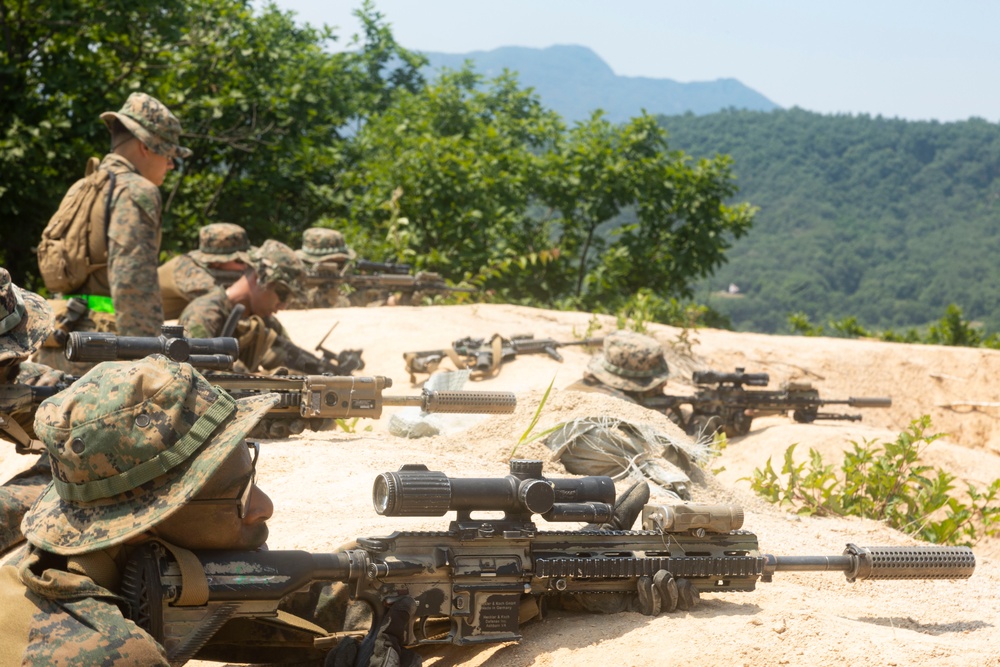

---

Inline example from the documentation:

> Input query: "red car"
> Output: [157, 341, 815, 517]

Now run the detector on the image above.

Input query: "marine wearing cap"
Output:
[158, 223, 254, 319]
[296, 227, 356, 264]
[586, 330, 670, 393]
[100, 92, 192, 161]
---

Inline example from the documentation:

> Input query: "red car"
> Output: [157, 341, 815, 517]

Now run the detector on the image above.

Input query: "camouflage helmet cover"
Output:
[100, 92, 192, 160]
[0, 267, 53, 363]
[296, 227, 356, 264]
[23, 355, 279, 555]
[188, 223, 253, 266]
[587, 330, 670, 392]
[250, 239, 305, 296]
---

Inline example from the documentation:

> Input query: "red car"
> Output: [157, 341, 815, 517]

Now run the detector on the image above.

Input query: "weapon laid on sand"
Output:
[404, 333, 604, 382]
[645, 367, 892, 438]
[120, 458, 975, 666]
[60, 328, 516, 438]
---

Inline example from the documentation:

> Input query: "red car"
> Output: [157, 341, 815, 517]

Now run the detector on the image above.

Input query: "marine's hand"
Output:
[327, 596, 422, 667]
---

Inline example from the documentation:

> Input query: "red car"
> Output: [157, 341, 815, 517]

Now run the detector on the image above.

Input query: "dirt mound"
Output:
[3, 303, 997, 666]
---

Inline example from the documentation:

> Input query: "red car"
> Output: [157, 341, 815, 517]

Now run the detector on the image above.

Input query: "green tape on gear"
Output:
[66, 295, 115, 313]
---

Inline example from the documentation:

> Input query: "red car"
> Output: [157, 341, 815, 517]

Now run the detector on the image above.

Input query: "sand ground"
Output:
[4, 303, 998, 666]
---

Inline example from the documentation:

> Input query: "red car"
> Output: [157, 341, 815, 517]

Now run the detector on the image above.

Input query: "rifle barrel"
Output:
[382, 390, 517, 414]
[765, 544, 974, 581]
[846, 396, 893, 408]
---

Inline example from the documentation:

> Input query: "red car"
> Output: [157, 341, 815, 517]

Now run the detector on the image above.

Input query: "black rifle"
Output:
[354, 259, 412, 275]
[403, 333, 604, 381]
[645, 367, 892, 438]
[65, 325, 238, 370]
[121, 459, 975, 665]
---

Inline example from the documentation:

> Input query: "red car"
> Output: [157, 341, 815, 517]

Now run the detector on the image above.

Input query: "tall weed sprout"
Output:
[745, 416, 1000, 546]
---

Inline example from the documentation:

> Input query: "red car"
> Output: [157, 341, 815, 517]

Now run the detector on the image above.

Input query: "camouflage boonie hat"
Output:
[296, 227, 356, 264]
[0, 267, 53, 363]
[188, 223, 253, 266]
[23, 355, 278, 555]
[250, 240, 305, 296]
[100, 92, 192, 160]
[587, 330, 670, 392]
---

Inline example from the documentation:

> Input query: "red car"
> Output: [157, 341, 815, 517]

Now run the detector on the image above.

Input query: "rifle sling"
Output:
[0, 411, 44, 455]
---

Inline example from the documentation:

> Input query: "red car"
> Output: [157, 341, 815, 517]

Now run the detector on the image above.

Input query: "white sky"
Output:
[264, 0, 1000, 123]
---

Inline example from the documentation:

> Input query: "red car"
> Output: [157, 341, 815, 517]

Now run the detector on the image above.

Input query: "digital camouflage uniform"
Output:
[179, 240, 316, 373]
[158, 223, 253, 319]
[35, 93, 192, 374]
[0, 355, 278, 665]
[564, 329, 671, 403]
[0, 268, 59, 554]
[291, 227, 355, 309]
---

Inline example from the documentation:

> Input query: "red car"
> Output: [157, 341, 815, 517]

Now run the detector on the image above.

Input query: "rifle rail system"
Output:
[122, 460, 975, 666]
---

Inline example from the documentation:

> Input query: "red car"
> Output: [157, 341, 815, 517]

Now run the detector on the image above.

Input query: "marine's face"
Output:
[135, 141, 174, 186]
[150, 441, 273, 551]
[249, 279, 286, 319]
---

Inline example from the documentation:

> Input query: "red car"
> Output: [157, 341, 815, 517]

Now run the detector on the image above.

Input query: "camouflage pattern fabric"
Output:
[1, 272, 56, 553]
[0, 548, 170, 665]
[178, 285, 238, 342]
[0, 268, 53, 363]
[250, 239, 305, 295]
[0, 458, 51, 554]
[179, 286, 325, 375]
[99, 92, 191, 160]
[585, 330, 670, 392]
[23, 355, 278, 555]
[158, 254, 220, 320]
[296, 227, 355, 263]
[187, 222, 253, 266]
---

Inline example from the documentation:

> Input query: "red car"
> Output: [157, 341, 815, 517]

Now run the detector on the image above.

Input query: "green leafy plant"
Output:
[335, 418, 361, 434]
[509, 376, 562, 459]
[744, 416, 1000, 546]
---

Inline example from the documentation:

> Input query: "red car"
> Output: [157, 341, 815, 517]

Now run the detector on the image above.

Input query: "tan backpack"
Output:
[37, 157, 117, 294]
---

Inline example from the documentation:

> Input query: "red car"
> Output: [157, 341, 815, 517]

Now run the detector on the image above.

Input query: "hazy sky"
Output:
[264, 0, 1000, 123]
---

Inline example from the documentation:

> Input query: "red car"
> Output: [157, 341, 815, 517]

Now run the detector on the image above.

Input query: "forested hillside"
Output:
[659, 109, 1000, 333]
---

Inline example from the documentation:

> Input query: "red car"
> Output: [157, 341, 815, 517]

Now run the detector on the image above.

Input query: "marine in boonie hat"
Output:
[22, 355, 279, 555]
[188, 223, 253, 266]
[587, 330, 670, 393]
[100, 92, 192, 160]
[296, 227, 356, 264]
[250, 239, 305, 297]
[0, 268, 53, 364]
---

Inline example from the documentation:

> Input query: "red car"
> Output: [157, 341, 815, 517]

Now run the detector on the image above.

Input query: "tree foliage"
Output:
[1, 0, 751, 317]
[0, 0, 423, 288]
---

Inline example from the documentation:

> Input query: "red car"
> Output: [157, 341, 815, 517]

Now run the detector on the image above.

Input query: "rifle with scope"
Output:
[17, 327, 517, 439]
[119, 458, 976, 666]
[645, 367, 892, 438]
[403, 333, 604, 382]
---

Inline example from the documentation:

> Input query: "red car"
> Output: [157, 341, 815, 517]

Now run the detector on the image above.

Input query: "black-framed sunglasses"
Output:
[271, 282, 292, 303]
[187, 441, 259, 519]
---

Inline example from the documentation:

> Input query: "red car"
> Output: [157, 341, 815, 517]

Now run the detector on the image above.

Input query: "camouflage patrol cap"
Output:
[296, 227, 356, 264]
[587, 330, 670, 392]
[23, 355, 278, 555]
[100, 92, 192, 160]
[250, 240, 305, 296]
[0, 268, 53, 363]
[188, 223, 253, 266]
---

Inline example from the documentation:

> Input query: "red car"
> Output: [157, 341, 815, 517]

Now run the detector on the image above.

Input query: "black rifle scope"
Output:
[373, 459, 615, 523]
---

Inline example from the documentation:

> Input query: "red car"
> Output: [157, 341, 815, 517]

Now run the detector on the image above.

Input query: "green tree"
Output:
[337, 67, 564, 288]
[543, 112, 755, 312]
[0, 0, 423, 286]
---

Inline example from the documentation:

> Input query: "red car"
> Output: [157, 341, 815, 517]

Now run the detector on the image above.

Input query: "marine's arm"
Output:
[106, 183, 164, 336]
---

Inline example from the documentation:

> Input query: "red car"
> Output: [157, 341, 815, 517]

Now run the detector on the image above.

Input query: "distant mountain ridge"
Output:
[420, 45, 780, 123]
